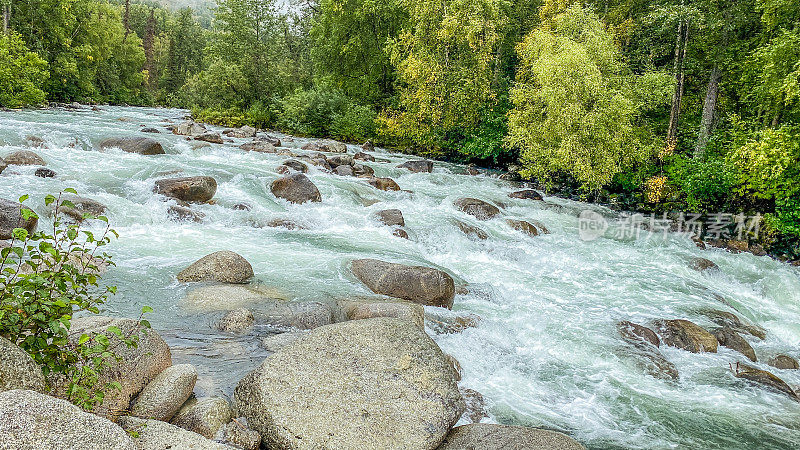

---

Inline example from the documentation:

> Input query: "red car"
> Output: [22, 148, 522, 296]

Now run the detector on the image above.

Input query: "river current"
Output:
[1, 106, 799, 449]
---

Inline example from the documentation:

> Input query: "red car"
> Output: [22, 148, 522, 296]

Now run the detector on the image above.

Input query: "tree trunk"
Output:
[666, 19, 689, 150]
[3, 4, 9, 35]
[123, 0, 130, 42]
[694, 64, 721, 158]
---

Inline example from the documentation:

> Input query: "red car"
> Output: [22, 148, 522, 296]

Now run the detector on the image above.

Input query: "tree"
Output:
[161, 8, 205, 98]
[0, 31, 48, 107]
[507, 4, 671, 190]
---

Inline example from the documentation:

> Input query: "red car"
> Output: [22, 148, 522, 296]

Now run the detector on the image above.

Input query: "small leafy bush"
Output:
[278, 87, 376, 141]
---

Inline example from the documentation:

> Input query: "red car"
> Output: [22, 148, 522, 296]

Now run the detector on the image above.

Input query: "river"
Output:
[1, 106, 799, 449]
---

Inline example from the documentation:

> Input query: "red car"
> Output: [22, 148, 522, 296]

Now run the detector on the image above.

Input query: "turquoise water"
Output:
[1, 106, 799, 449]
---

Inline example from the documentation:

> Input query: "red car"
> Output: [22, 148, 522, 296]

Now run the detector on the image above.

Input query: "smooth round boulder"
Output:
[0, 198, 37, 240]
[0, 336, 46, 393]
[154, 176, 217, 203]
[508, 189, 543, 201]
[3, 150, 45, 166]
[233, 318, 464, 450]
[712, 327, 756, 361]
[398, 160, 433, 173]
[281, 159, 308, 173]
[119, 416, 231, 449]
[366, 176, 400, 191]
[351, 259, 456, 309]
[270, 173, 322, 204]
[0, 390, 137, 449]
[768, 354, 799, 370]
[375, 209, 405, 227]
[454, 198, 500, 220]
[506, 219, 539, 237]
[438, 424, 586, 450]
[171, 397, 233, 439]
[99, 136, 165, 155]
[131, 364, 198, 422]
[341, 299, 425, 329]
[654, 319, 718, 353]
[177, 251, 254, 284]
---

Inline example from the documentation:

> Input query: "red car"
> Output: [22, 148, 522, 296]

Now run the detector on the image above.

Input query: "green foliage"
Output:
[663, 155, 737, 212]
[0, 32, 49, 108]
[0, 191, 151, 411]
[278, 87, 376, 141]
[160, 7, 206, 102]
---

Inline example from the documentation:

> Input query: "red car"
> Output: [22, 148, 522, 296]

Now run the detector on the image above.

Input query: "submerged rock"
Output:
[712, 327, 756, 361]
[3, 150, 45, 166]
[131, 364, 198, 422]
[699, 309, 766, 340]
[397, 160, 433, 173]
[617, 321, 660, 347]
[655, 319, 718, 353]
[270, 173, 322, 204]
[99, 136, 165, 155]
[260, 331, 306, 352]
[340, 298, 425, 328]
[375, 208, 405, 227]
[508, 189, 543, 200]
[734, 364, 799, 401]
[171, 397, 233, 439]
[690, 257, 719, 272]
[182, 284, 285, 312]
[0, 198, 38, 240]
[168, 204, 205, 222]
[351, 258, 456, 309]
[454, 198, 500, 220]
[438, 424, 586, 450]
[154, 176, 218, 203]
[233, 318, 464, 449]
[365, 176, 401, 191]
[266, 218, 307, 230]
[460, 388, 489, 423]
[254, 300, 335, 330]
[119, 416, 232, 449]
[768, 354, 799, 370]
[177, 251, 254, 284]
[506, 219, 540, 237]
[0, 336, 46, 393]
[454, 219, 488, 240]
[34, 167, 56, 178]
[216, 308, 255, 333]
[0, 390, 136, 449]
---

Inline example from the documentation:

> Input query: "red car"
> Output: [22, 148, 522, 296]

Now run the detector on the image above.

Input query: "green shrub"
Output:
[0, 32, 49, 108]
[663, 155, 738, 213]
[0, 191, 151, 411]
[278, 87, 376, 141]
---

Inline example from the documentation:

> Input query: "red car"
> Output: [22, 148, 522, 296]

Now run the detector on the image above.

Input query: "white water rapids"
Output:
[1, 106, 799, 449]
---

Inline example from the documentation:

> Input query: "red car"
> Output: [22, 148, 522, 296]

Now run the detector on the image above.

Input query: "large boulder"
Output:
[217, 308, 256, 333]
[240, 140, 277, 153]
[254, 300, 335, 330]
[131, 364, 198, 422]
[0, 336, 46, 393]
[3, 150, 45, 166]
[270, 173, 322, 204]
[712, 327, 756, 361]
[0, 389, 137, 449]
[438, 424, 585, 450]
[260, 332, 307, 352]
[375, 209, 405, 227]
[281, 159, 308, 173]
[63, 317, 172, 419]
[173, 121, 207, 136]
[454, 198, 500, 220]
[365, 176, 401, 191]
[0, 198, 37, 240]
[119, 416, 233, 449]
[99, 137, 165, 155]
[335, 164, 354, 176]
[54, 195, 106, 222]
[354, 151, 375, 162]
[768, 354, 799, 370]
[398, 160, 433, 173]
[617, 322, 677, 380]
[195, 132, 224, 144]
[326, 154, 353, 168]
[351, 259, 456, 309]
[171, 397, 233, 439]
[735, 364, 799, 401]
[234, 318, 464, 450]
[177, 251, 254, 284]
[224, 126, 257, 138]
[654, 319, 718, 353]
[154, 176, 218, 203]
[340, 299, 425, 329]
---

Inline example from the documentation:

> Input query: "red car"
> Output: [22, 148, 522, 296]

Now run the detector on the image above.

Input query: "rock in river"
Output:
[270, 173, 321, 204]
[154, 176, 218, 203]
[734, 364, 799, 401]
[0, 198, 37, 240]
[3, 150, 46, 166]
[233, 318, 464, 450]
[131, 364, 198, 422]
[712, 327, 756, 361]
[351, 258, 456, 309]
[177, 251, 254, 284]
[654, 319, 718, 353]
[768, 354, 799, 370]
[454, 198, 500, 220]
[171, 397, 233, 439]
[119, 416, 231, 449]
[397, 160, 433, 173]
[508, 189, 543, 200]
[99, 136, 165, 155]
[375, 208, 405, 227]
[365, 176, 401, 191]
[438, 424, 585, 450]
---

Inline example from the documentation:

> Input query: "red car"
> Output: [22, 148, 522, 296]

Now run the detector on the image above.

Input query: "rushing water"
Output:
[1, 106, 799, 449]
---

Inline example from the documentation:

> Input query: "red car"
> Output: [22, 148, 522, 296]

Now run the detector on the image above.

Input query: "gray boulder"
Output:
[326, 154, 353, 168]
[171, 397, 233, 439]
[365, 176, 401, 191]
[281, 159, 308, 173]
[217, 308, 255, 333]
[270, 173, 322, 204]
[438, 424, 585, 450]
[712, 327, 756, 361]
[99, 137, 165, 155]
[398, 160, 433, 173]
[154, 176, 217, 203]
[240, 140, 277, 153]
[335, 164, 354, 176]
[0, 336, 45, 393]
[234, 318, 464, 450]
[217, 418, 261, 450]
[260, 332, 307, 352]
[768, 354, 799, 370]
[181, 284, 286, 312]
[375, 209, 405, 227]
[54, 195, 106, 222]
[223, 126, 257, 138]
[340, 299, 425, 328]
[195, 132, 224, 144]
[254, 300, 335, 330]
[508, 189, 543, 200]
[0, 198, 38, 239]
[119, 416, 233, 449]
[173, 121, 207, 136]
[0, 389, 136, 450]
[177, 251, 254, 284]
[131, 364, 198, 422]
[454, 198, 500, 220]
[3, 150, 45, 166]
[351, 259, 456, 309]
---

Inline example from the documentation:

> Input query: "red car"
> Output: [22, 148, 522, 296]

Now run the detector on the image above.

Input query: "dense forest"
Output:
[1, 0, 798, 258]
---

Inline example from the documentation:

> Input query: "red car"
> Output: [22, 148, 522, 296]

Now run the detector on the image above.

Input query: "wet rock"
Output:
[506, 219, 539, 237]
[0, 198, 38, 240]
[26, 135, 47, 148]
[195, 132, 224, 144]
[398, 160, 433, 173]
[327, 154, 354, 168]
[712, 327, 756, 361]
[182, 284, 285, 312]
[508, 189, 543, 200]
[217, 418, 261, 450]
[260, 331, 306, 352]
[734, 364, 799, 401]
[171, 397, 233, 439]
[254, 301, 335, 330]
[699, 309, 766, 340]
[99, 136, 165, 155]
[240, 140, 277, 153]
[141, 127, 160, 133]
[454, 219, 488, 240]
[178, 251, 254, 284]
[617, 321, 660, 347]
[131, 364, 198, 422]
[190, 141, 211, 150]
[216, 308, 255, 333]
[425, 311, 481, 334]
[446, 353, 463, 381]
[275, 165, 290, 175]
[301, 142, 324, 152]
[354, 151, 375, 161]
[365, 176, 401, 191]
[352, 163, 374, 177]
[654, 319, 718, 353]
[351, 258, 456, 309]
[266, 218, 306, 230]
[362, 140, 375, 151]
[233, 318, 464, 449]
[34, 167, 56, 178]
[460, 388, 489, 424]
[393, 228, 409, 239]
[173, 121, 207, 136]
[625, 344, 679, 380]
[375, 208, 405, 227]
[232, 203, 252, 211]
[0, 336, 46, 393]
[60, 317, 172, 420]
[168, 204, 205, 222]
[270, 173, 322, 204]
[154, 176, 217, 203]
[335, 164, 355, 176]
[454, 198, 500, 220]
[119, 416, 231, 449]
[530, 220, 550, 234]
[768, 354, 799, 370]
[281, 159, 308, 173]
[0, 390, 137, 449]
[3, 150, 45, 166]
[438, 424, 586, 450]
[0, 157, 5, 174]
[326, 141, 348, 153]
[223, 126, 257, 138]
[54, 195, 106, 222]
[340, 299, 424, 328]
[690, 257, 719, 272]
